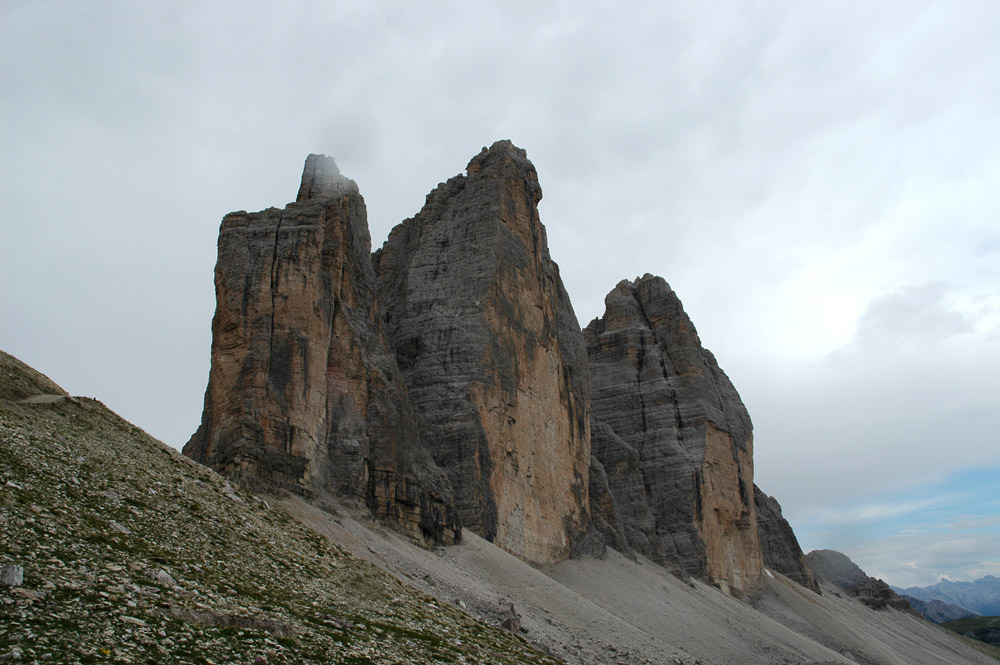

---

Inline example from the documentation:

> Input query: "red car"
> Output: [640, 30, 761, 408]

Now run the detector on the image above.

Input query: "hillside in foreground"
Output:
[2, 348, 997, 664]
[0, 350, 560, 664]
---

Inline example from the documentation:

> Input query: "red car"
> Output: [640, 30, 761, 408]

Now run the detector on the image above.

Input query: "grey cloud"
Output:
[853, 530, 1000, 588]
[3, 1, 999, 585]
[851, 283, 974, 350]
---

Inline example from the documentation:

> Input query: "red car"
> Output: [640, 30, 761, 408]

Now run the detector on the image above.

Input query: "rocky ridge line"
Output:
[806, 549, 911, 611]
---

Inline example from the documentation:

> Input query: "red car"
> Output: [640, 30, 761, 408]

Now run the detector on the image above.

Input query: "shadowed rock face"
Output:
[584, 275, 762, 594]
[184, 155, 458, 546]
[807, 549, 911, 610]
[754, 485, 820, 593]
[373, 141, 592, 565]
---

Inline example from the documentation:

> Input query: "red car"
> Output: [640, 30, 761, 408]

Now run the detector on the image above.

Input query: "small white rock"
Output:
[0, 564, 24, 587]
[151, 569, 176, 586]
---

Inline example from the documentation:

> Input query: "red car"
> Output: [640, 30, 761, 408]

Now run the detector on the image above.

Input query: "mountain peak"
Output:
[295, 153, 356, 202]
[585, 272, 762, 594]
[464, 140, 542, 199]
[373, 141, 587, 564]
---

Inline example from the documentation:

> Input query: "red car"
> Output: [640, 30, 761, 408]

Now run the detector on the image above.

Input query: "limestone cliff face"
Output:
[754, 485, 820, 593]
[373, 141, 591, 564]
[184, 144, 815, 584]
[584, 275, 762, 594]
[184, 155, 458, 545]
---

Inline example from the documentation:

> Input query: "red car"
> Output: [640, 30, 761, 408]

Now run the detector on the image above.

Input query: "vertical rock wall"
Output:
[373, 141, 591, 564]
[184, 143, 815, 583]
[585, 274, 763, 594]
[185, 155, 458, 545]
[754, 485, 820, 593]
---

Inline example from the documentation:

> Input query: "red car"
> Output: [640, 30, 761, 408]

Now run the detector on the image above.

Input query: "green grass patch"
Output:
[941, 616, 1000, 633]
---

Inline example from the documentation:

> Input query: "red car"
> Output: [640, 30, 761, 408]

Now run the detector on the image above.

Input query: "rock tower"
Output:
[186, 143, 817, 591]
[373, 141, 592, 564]
[184, 155, 458, 545]
[585, 275, 763, 594]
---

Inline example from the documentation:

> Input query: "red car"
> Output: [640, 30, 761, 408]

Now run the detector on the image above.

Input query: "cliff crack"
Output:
[266, 213, 284, 401]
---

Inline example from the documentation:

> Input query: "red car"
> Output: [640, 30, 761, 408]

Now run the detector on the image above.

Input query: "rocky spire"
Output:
[185, 154, 458, 546]
[184, 143, 820, 589]
[585, 274, 762, 594]
[373, 140, 594, 564]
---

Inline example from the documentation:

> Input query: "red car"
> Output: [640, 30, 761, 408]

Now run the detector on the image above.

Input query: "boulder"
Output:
[0, 564, 24, 587]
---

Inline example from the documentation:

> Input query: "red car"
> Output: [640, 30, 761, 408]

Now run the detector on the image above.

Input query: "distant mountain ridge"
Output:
[901, 595, 978, 623]
[894, 576, 1000, 616]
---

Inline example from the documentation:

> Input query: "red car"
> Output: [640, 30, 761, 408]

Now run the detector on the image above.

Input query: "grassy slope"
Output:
[944, 617, 1000, 633]
[0, 351, 563, 665]
[942, 617, 1000, 659]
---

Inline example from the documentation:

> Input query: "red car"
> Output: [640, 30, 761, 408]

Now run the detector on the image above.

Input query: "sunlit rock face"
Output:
[373, 141, 592, 565]
[185, 155, 458, 546]
[585, 275, 763, 594]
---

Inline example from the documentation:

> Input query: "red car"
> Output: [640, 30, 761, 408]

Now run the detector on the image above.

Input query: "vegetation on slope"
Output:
[942, 617, 1000, 653]
[0, 351, 564, 665]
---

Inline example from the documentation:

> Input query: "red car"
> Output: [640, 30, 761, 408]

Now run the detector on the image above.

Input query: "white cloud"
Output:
[850, 283, 974, 350]
[857, 530, 1000, 588]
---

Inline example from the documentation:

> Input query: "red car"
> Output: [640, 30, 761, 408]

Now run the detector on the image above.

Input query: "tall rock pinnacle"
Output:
[373, 141, 593, 564]
[585, 275, 763, 594]
[184, 154, 458, 545]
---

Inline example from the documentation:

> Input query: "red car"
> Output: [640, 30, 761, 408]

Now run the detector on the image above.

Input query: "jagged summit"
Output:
[295, 153, 357, 202]
[896, 575, 1000, 616]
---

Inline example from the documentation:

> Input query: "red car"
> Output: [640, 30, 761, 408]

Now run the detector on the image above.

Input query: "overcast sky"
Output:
[2, 1, 997, 589]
